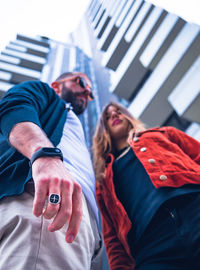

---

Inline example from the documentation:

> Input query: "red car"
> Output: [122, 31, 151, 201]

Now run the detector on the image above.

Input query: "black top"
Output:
[113, 147, 200, 243]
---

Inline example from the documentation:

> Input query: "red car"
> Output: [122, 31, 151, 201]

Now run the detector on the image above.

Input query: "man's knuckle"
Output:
[63, 180, 72, 190]
[74, 182, 82, 192]
[75, 208, 82, 217]
[63, 208, 71, 217]
[53, 177, 59, 184]
[44, 213, 54, 219]
[39, 177, 49, 185]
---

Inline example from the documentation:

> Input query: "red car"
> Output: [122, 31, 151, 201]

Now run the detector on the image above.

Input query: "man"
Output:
[0, 72, 102, 270]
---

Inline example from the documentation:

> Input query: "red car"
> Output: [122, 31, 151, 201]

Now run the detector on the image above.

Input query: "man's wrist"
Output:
[29, 147, 63, 166]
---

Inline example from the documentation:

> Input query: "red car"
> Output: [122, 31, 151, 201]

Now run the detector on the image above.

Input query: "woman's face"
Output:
[105, 105, 131, 141]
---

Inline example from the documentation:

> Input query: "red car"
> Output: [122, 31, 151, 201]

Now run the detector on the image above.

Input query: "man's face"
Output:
[59, 73, 92, 115]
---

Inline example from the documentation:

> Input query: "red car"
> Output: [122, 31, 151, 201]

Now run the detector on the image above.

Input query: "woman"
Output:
[93, 102, 200, 270]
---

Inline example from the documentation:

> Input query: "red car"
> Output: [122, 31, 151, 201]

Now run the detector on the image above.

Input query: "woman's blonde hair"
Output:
[92, 102, 146, 182]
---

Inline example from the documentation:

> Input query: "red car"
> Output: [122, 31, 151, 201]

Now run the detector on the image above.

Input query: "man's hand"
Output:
[8, 122, 82, 242]
[32, 157, 82, 243]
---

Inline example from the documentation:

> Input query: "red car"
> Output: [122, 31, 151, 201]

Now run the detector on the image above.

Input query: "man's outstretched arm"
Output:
[9, 121, 82, 243]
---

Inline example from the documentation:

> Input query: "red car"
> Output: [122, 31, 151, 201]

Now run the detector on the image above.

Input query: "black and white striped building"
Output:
[0, 34, 103, 149]
[71, 0, 200, 141]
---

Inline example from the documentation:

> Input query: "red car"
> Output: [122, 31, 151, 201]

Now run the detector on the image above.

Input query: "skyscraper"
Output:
[0, 33, 109, 149]
[71, 0, 200, 141]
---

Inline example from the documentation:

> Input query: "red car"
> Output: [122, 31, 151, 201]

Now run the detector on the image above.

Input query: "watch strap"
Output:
[29, 147, 63, 166]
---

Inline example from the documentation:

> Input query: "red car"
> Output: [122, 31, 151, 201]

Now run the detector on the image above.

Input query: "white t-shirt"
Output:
[57, 105, 99, 224]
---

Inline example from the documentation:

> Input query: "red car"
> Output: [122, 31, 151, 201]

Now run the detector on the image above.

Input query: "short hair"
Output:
[54, 72, 76, 82]
[54, 71, 90, 82]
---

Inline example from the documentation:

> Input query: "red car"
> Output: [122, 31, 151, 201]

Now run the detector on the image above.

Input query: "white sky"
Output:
[0, 0, 90, 51]
[147, 0, 200, 26]
[0, 0, 199, 53]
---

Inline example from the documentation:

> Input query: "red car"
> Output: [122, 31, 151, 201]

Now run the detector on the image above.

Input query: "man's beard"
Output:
[61, 87, 88, 115]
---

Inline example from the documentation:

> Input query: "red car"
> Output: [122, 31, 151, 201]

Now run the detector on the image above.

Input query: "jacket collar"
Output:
[136, 126, 165, 137]
[105, 127, 165, 164]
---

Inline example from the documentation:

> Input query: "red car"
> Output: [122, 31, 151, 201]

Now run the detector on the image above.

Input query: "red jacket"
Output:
[96, 127, 200, 270]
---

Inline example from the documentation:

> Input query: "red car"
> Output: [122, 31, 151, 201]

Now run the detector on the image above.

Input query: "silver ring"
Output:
[48, 193, 61, 205]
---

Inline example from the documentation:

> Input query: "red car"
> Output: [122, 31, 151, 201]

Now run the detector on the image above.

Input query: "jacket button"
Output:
[134, 137, 139, 142]
[159, 175, 167, 181]
[140, 147, 146, 152]
[148, 158, 155, 164]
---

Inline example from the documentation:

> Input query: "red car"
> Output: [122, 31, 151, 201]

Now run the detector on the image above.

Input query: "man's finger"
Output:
[43, 178, 61, 219]
[33, 177, 49, 216]
[48, 179, 73, 232]
[65, 183, 82, 243]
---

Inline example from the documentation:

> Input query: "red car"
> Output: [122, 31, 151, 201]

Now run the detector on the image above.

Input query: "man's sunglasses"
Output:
[60, 76, 94, 101]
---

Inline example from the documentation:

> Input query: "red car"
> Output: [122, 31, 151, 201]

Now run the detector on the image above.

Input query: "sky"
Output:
[0, 0, 90, 51]
[0, 0, 199, 53]
[147, 0, 200, 25]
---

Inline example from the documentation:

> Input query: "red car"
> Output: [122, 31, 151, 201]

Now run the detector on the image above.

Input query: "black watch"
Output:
[29, 147, 63, 166]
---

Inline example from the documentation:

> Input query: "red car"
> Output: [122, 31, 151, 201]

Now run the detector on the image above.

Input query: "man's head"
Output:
[51, 72, 94, 115]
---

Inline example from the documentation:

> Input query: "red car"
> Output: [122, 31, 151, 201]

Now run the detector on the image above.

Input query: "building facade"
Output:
[0, 34, 49, 97]
[0, 33, 106, 149]
[72, 0, 200, 141]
